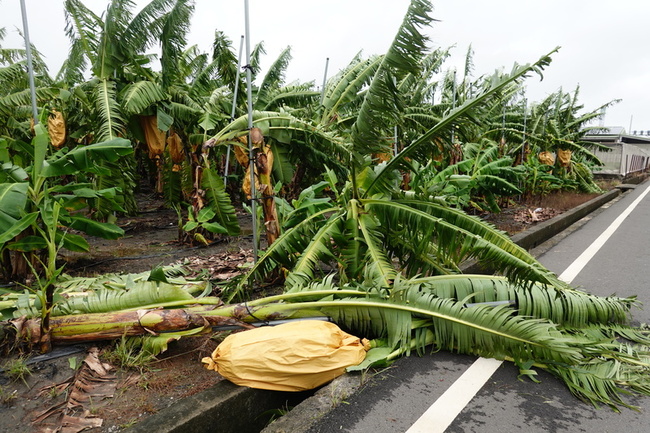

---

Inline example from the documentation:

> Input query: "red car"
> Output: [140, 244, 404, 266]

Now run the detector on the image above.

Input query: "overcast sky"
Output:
[1, 0, 648, 132]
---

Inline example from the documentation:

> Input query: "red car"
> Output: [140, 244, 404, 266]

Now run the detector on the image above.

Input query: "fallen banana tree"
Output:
[2, 270, 650, 411]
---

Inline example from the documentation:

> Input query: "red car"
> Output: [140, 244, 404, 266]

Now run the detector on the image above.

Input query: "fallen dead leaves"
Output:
[512, 207, 562, 224]
[172, 249, 253, 282]
[33, 348, 116, 433]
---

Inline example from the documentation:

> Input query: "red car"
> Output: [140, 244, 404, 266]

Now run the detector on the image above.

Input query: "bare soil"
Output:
[0, 187, 615, 433]
[479, 190, 603, 235]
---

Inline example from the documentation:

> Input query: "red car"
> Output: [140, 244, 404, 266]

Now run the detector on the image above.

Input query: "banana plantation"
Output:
[2, 0, 650, 414]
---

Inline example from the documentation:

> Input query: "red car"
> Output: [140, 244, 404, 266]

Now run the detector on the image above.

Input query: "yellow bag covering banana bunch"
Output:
[140, 115, 166, 159]
[202, 320, 369, 391]
[557, 149, 572, 167]
[48, 110, 66, 148]
[234, 128, 272, 199]
[538, 150, 556, 165]
[167, 132, 185, 172]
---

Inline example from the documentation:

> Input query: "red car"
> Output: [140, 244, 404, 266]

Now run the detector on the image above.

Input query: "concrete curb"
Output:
[127, 184, 640, 433]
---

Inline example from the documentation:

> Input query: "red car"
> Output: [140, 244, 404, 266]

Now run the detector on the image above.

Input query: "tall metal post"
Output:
[19, 0, 39, 124]
[522, 99, 527, 140]
[244, 0, 258, 262]
[451, 70, 457, 144]
[319, 57, 329, 105]
[223, 35, 245, 184]
[516, 97, 528, 201]
[629, 115, 634, 134]
[501, 100, 507, 143]
[393, 125, 398, 157]
[521, 97, 527, 162]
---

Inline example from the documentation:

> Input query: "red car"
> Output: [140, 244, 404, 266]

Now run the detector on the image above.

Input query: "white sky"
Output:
[1, 0, 648, 132]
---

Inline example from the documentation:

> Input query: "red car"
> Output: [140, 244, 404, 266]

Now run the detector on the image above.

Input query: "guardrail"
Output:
[625, 153, 650, 175]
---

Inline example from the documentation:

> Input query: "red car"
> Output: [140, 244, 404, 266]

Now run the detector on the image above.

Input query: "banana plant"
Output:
[0, 122, 132, 349]
[230, 0, 562, 302]
[3, 270, 650, 411]
[0, 27, 60, 144]
[410, 140, 524, 212]
[180, 161, 240, 245]
[481, 87, 616, 196]
[61, 0, 202, 218]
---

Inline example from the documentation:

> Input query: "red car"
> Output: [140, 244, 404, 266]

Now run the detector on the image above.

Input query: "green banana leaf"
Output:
[201, 165, 240, 236]
[0, 182, 28, 230]
[40, 138, 132, 177]
[65, 215, 125, 240]
[0, 212, 38, 244]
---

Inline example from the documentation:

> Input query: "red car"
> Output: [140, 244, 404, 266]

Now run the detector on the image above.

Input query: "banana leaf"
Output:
[0, 182, 29, 230]
[40, 138, 132, 177]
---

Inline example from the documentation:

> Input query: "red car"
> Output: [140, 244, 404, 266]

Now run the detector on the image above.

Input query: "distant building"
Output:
[583, 126, 650, 148]
[582, 126, 650, 176]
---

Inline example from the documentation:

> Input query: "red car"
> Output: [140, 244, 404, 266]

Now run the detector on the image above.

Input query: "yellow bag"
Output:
[139, 115, 166, 159]
[557, 149, 572, 167]
[47, 110, 66, 148]
[538, 151, 556, 165]
[202, 320, 369, 391]
[166, 132, 185, 171]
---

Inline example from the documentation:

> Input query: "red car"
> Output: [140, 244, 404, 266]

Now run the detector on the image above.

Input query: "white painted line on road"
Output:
[406, 357, 502, 433]
[558, 183, 650, 283]
[406, 182, 650, 433]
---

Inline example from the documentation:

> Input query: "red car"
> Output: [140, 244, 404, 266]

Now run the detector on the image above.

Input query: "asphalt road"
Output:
[307, 180, 650, 433]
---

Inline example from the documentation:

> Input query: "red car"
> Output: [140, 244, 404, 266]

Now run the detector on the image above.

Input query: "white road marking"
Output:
[558, 183, 650, 283]
[406, 357, 502, 433]
[405, 182, 650, 433]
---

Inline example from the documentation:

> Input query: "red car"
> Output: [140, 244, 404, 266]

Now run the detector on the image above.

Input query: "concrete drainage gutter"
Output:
[127, 183, 640, 433]
[126, 380, 312, 433]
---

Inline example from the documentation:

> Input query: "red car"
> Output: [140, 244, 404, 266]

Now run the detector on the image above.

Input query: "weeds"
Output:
[259, 402, 294, 424]
[47, 385, 60, 399]
[119, 419, 138, 429]
[103, 336, 155, 372]
[0, 385, 17, 405]
[3, 356, 32, 387]
[210, 331, 233, 345]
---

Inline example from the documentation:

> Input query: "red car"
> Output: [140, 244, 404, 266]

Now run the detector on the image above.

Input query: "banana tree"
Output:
[230, 0, 562, 302]
[3, 269, 650, 411]
[209, 110, 349, 239]
[0, 29, 60, 144]
[521, 87, 616, 193]
[478, 87, 617, 196]
[409, 140, 524, 212]
[0, 122, 132, 350]
[60, 0, 202, 218]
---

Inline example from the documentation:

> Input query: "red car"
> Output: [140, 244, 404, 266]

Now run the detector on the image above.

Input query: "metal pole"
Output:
[244, 0, 258, 263]
[451, 70, 457, 144]
[628, 115, 633, 134]
[319, 57, 329, 105]
[224, 35, 245, 184]
[393, 125, 398, 157]
[19, 0, 38, 124]
[501, 100, 506, 143]
[451, 70, 457, 109]
[521, 98, 527, 162]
